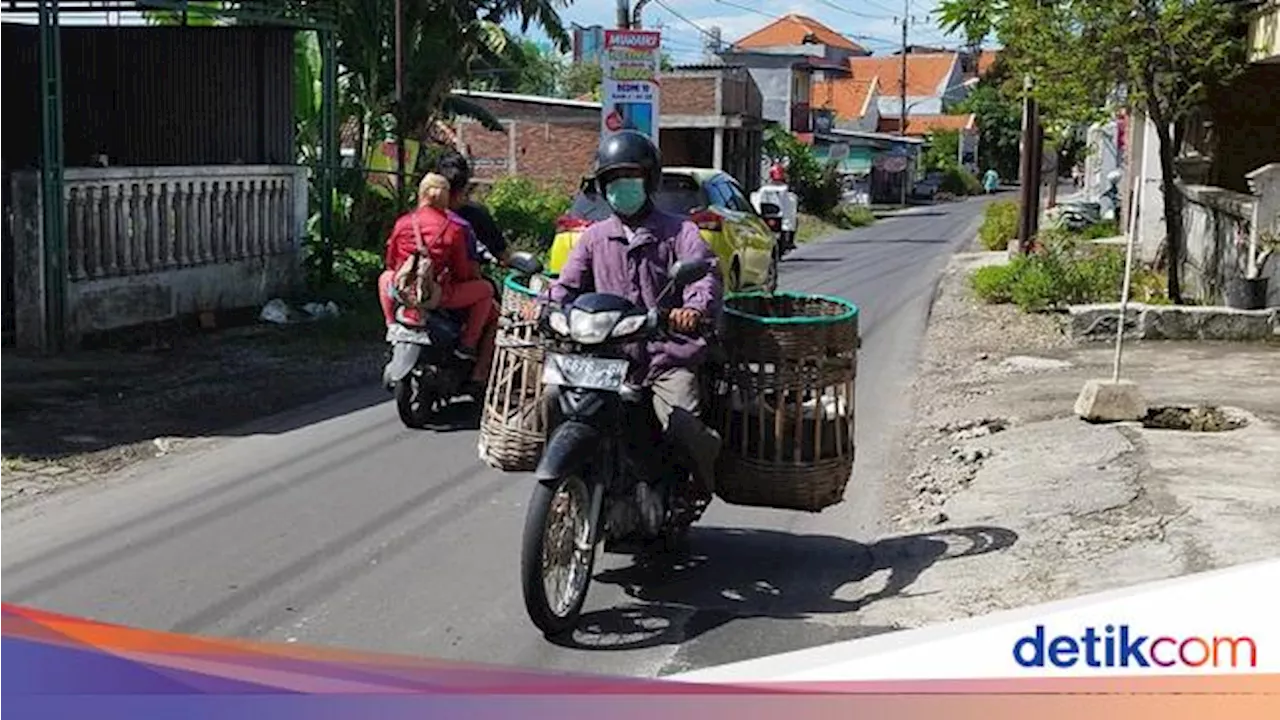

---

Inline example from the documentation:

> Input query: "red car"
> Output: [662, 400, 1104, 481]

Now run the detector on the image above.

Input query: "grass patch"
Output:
[796, 205, 878, 244]
[971, 229, 1169, 312]
[836, 204, 876, 228]
[796, 212, 842, 244]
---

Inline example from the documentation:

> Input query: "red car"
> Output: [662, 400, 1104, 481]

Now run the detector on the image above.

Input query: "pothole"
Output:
[1142, 405, 1248, 432]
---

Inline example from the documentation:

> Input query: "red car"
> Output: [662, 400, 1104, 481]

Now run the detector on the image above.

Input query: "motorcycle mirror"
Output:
[669, 259, 708, 289]
[508, 251, 544, 276]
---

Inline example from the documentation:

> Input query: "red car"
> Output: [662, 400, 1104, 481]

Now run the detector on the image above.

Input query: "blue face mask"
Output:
[605, 178, 648, 217]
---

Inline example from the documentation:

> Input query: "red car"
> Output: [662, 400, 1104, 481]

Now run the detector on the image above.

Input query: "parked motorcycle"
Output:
[382, 306, 475, 429]
[504, 252, 716, 636]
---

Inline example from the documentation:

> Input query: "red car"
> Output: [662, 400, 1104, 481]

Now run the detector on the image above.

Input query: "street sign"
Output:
[600, 29, 662, 148]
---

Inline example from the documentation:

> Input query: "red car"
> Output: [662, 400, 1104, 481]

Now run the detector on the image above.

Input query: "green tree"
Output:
[563, 60, 603, 99]
[922, 129, 961, 172]
[141, 1, 224, 26]
[938, 0, 1248, 304]
[952, 58, 1021, 180]
[471, 37, 566, 96]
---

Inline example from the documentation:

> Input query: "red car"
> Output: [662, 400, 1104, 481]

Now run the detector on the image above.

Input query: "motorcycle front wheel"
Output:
[521, 474, 596, 637]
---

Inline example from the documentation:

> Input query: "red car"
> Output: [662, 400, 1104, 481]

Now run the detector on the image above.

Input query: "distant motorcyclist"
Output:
[537, 130, 724, 501]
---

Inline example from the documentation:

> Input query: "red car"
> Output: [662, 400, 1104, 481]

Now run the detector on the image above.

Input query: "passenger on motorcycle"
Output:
[379, 172, 498, 392]
[535, 130, 724, 501]
[434, 151, 512, 267]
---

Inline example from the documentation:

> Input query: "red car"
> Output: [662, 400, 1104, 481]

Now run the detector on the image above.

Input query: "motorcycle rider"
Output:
[536, 130, 724, 502]
[434, 151, 512, 266]
[380, 172, 497, 395]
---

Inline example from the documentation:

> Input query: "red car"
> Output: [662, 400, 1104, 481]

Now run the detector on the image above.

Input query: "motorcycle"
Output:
[382, 305, 476, 429]
[503, 251, 716, 636]
[382, 242, 504, 429]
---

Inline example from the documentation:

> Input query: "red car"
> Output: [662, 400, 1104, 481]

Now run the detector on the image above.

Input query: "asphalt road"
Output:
[2, 195, 994, 677]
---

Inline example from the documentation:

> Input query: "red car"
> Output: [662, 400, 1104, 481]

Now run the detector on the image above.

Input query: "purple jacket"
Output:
[542, 209, 723, 385]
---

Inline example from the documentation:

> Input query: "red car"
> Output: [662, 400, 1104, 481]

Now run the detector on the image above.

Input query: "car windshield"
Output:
[568, 173, 708, 220]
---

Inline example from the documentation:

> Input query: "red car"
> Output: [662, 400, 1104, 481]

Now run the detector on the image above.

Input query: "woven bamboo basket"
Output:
[477, 273, 553, 472]
[711, 292, 860, 512]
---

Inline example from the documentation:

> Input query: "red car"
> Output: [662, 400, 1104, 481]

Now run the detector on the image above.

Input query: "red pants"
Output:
[441, 279, 497, 351]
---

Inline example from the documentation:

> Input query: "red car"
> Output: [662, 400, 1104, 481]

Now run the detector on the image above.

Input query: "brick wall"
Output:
[458, 118, 598, 194]
[661, 76, 718, 115]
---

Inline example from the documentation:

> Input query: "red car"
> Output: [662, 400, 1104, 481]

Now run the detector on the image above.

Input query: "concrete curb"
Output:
[1069, 303, 1280, 342]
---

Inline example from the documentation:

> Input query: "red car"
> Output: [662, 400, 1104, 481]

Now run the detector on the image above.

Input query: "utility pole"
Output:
[896, 2, 910, 208]
[616, 0, 631, 29]
[394, 0, 406, 211]
[1016, 74, 1043, 252]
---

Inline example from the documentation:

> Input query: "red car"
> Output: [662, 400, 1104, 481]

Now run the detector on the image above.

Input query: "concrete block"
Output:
[1191, 306, 1273, 341]
[1074, 379, 1148, 423]
[1140, 305, 1199, 340]
[1069, 304, 1146, 341]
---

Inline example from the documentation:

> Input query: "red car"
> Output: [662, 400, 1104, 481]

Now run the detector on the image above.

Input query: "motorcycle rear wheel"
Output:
[394, 375, 436, 429]
[521, 475, 596, 637]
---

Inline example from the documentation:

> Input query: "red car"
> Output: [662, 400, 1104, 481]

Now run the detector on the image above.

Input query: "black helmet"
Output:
[594, 130, 661, 193]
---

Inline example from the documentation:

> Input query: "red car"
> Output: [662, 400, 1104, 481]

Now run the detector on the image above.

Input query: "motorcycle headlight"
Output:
[610, 313, 647, 338]
[548, 309, 571, 337]
[569, 309, 620, 344]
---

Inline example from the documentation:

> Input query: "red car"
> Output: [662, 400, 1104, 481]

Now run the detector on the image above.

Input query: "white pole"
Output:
[1112, 116, 1150, 383]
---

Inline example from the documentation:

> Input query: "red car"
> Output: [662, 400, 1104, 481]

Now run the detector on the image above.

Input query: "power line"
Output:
[813, 0, 892, 21]
[652, 0, 720, 43]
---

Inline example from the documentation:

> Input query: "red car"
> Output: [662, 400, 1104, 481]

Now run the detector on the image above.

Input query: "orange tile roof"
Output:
[977, 50, 1000, 76]
[878, 113, 976, 136]
[812, 77, 879, 120]
[847, 52, 958, 98]
[733, 14, 867, 54]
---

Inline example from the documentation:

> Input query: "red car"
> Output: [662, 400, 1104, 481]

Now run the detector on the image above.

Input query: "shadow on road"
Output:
[550, 524, 1017, 652]
[883, 210, 953, 218]
[825, 238, 952, 246]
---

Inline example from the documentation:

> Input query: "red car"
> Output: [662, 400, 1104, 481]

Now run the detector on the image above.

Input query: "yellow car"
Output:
[548, 167, 779, 293]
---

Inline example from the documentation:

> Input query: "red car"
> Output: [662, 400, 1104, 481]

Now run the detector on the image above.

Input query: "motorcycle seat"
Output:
[393, 308, 465, 345]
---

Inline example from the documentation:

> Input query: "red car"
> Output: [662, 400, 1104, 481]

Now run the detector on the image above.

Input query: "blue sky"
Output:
[518, 0, 959, 64]
[14, 0, 961, 65]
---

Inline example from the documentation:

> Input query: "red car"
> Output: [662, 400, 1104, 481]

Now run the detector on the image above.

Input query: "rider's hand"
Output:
[522, 302, 542, 322]
[669, 308, 702, 334]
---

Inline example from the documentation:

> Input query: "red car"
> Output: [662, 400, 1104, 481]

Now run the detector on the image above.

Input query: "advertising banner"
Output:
[600, 29, 661, 147]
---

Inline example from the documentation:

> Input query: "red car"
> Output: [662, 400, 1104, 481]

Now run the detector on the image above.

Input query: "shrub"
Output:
[971, 263, 1019, 304]
[797, 162, 843, 216]
[1079, 219, 1121, 240]
[979, 200, 1020, 251]
[940, 166, 983, 196]
[969, 231, 1153, 312]
[483, 176, 572, 253]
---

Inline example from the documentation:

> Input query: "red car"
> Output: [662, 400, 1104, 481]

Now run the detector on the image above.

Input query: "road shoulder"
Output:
[2, 312, 386, 508]
[866, 250, 1280, 629]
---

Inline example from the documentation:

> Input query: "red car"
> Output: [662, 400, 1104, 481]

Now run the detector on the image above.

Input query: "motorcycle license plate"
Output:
[385, 324, 433, 345]
[542, 353, 628, 391]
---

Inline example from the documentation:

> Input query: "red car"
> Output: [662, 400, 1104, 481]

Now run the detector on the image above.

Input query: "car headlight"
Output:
[569, 309, 620, 344]
[548, 309, 571, 337]
[611, 314, 647, 338]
